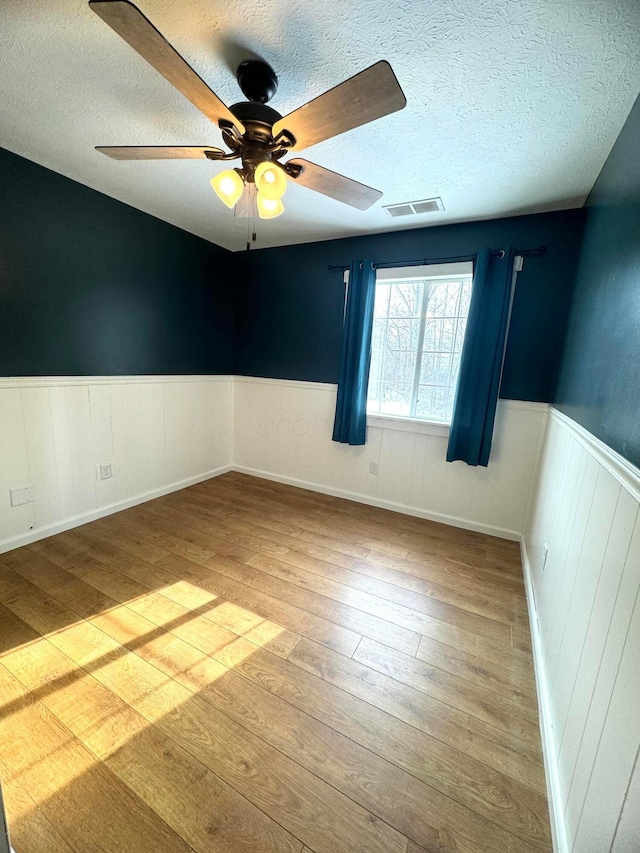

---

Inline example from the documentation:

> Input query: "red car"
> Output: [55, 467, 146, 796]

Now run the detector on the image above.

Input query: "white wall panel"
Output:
[611, 748, 640, 852]
[66, 385, 98, 515]
[21, 387, 59, 530]
[0, 389, 33, 541]
[0, 376, 233, 553]
[524, 407, 640, 852]
[233, 377, 547, 539]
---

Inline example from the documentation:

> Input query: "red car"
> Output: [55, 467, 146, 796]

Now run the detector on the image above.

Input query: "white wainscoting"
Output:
[233, 376, 548, 540]
[523, 407, 640, 853]
[0, 376, 233, 553]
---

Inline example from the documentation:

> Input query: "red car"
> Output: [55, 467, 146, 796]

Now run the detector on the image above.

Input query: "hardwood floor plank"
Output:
[158, 552, 363, 656]
[1, 620, 303, 853]
[201, 553, 421, 655]
[91, 608, 545, 851]
[512, 624, 534, 654]
[159, 490, 371, 563]
[388, 606, 534, 675]
[93, 606, 548, 852]
[288, 638, 545, 778]
[130, 505, 259, 564]
[57, 529, 181, 587]
[104, 502, 291, 563]
[357, 550, 525, 596]
[156, 492, 365, 561]
[113, 508, 217, 563]
[0, 547, 74, 591]
[0, 565, 80, 635]
[191, 475, 523, 591]
[0, 662, 194, 853]
[143, 497, 531, 670]
[207, 477, 517, 571]
[264, 547, 528, 624]
[57, 525, 359, 657]
[246, 551, 512, 641]
[0, 585, 406, 853]
[212, 635, 550, 839]
[193, 476, 524, 578]
[159, 488, 527, 620]
[0, 768, 77, 853]
[353, 636, 540, 730]
[416, 633, 536, 701]
[27, 540, 302, 661]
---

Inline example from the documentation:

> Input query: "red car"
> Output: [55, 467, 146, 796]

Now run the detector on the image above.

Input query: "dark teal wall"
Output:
[0, 148, 233, 376]
[555, 96, 640, 468]
[2, 145, 593, 412]
[234, 210, 585, 402]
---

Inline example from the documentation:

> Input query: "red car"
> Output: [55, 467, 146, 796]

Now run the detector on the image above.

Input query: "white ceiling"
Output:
[2, 0, 639, 252]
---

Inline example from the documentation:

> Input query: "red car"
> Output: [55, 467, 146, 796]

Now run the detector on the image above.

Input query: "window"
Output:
[367, 262, 473, 424]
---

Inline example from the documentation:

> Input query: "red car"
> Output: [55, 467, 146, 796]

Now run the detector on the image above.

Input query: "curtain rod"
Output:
[327, 245, 546, 272]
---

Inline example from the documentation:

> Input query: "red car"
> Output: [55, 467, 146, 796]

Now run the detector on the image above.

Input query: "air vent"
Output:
[387, 204, 414, 218]
[384, 197, 444, 218]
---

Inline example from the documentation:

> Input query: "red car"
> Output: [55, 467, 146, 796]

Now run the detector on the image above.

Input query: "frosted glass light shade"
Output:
[211, 170, 244, 208]
[257, 193, 284, 219]
[254, 161, 287, 200]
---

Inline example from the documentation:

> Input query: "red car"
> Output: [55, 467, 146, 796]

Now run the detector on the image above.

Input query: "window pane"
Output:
[367, 266, 473, 424]
[389, 282, 422, 318]
[416, 386, 449, 421]
[460, 280, 472, 314]
[385, 317, 420, 351]
[373, 284, 391, 319]
[454, 317, 467, 352]
[424, 318, 456, 352]
[421, 352, 453, 386]
[379, 383, 412, 416]
[382, 349, 417, 385]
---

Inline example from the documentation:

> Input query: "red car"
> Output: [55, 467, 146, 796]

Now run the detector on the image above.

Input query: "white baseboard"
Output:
[233, 464, 521, 541]
[0, 465, 233, 555]
[0, 461, 524, 555]
[520, 536, 568, 853]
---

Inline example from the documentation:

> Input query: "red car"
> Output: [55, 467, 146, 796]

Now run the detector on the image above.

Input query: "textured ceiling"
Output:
[2, 0, 640, 251]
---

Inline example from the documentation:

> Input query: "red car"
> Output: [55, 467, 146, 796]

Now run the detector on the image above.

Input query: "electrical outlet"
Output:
[542, 544, 549, 570]
[9, 486, 33, 507]
[369, 461, 379, 475]
[96, 463, 114, 481]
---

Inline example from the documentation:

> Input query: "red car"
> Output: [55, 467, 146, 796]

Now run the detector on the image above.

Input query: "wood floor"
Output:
[0, 472, 550, 853]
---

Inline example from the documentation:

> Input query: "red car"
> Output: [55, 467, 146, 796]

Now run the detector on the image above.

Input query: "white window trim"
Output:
[366, 413, 450, 437]
[367, 262, 473, 426]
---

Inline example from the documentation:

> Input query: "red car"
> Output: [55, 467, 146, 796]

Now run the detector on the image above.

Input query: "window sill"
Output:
[366, 414, 450, 437]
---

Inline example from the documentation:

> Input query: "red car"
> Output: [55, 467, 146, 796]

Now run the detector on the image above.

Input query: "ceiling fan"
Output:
[89, 0, 407, 219]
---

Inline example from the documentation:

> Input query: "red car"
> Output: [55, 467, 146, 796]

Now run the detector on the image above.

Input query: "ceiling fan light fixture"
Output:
[254, 161, 287, 200]
[211, 169, 244, 208]
[257, 193, 284, 219]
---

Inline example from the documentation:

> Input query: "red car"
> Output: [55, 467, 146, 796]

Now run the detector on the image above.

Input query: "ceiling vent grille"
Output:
[384, 197, 444, 218]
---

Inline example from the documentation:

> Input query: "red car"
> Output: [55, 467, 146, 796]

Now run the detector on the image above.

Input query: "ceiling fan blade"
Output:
[273, 61, 405, 151]
[96, 145, 225, 159]
[287, 159, 382, 210]
[89, 1, 244, 133]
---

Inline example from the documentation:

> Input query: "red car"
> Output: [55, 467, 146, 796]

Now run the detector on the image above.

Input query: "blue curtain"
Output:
[332, 260, 376, 446]
[447, 247, 514, 467]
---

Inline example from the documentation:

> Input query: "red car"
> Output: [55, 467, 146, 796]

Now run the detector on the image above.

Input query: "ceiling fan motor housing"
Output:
[236, 59, 278, 104]
[226, 101, 287, 181]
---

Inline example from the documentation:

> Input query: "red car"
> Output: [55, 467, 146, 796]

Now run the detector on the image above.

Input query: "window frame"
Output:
[366, 261, 474, 430]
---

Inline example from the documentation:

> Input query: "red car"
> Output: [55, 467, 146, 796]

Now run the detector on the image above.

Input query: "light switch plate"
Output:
[9, 486, 33, 507]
